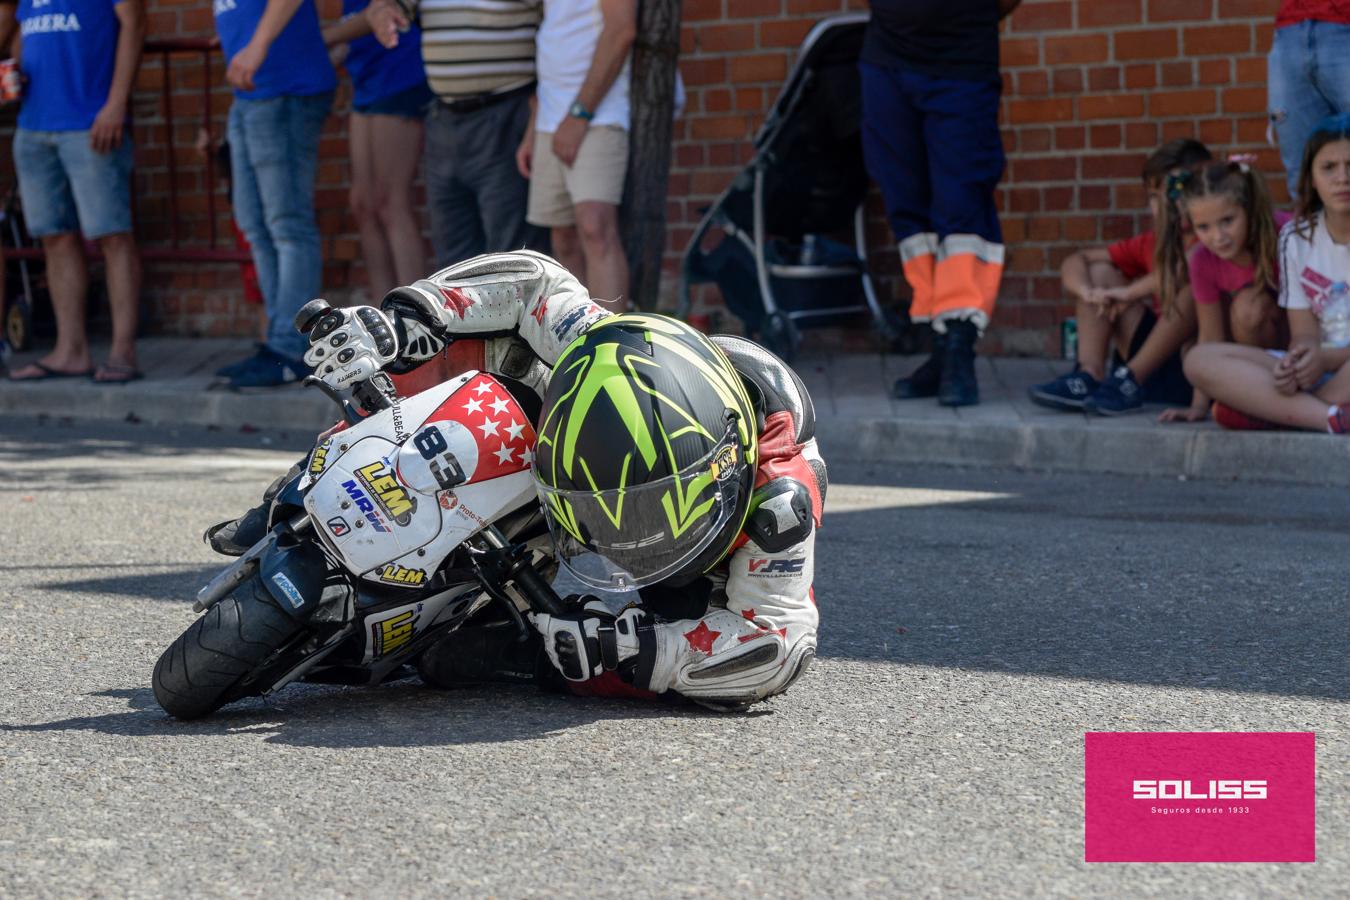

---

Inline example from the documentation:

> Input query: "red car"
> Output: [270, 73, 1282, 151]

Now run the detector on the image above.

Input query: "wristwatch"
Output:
[568, 101, 594, 121]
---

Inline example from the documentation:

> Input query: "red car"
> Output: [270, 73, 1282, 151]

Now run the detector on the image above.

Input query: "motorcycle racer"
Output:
[234, 251, 825, 710]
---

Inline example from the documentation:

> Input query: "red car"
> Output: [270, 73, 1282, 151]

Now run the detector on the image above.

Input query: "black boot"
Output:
[417, 621, 545, 688]
[938, 319, 980, 407]
[203, 502, 270, 557]
[892, 333, 945, 400]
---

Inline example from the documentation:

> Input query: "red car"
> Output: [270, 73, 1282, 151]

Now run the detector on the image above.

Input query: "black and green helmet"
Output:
[533, 313, 759, 591]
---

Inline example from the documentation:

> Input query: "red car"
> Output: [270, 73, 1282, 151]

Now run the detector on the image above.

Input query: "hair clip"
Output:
[1228, 153, 1258, 173]
[1165, 170, 1192, 201]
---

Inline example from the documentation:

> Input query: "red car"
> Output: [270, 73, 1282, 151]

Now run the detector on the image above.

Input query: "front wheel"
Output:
[153, 575, 304, 719]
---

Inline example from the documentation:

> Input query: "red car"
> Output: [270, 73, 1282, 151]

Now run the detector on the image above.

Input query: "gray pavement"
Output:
[4, 336, 1349, 488]
[0, 419, 1344, 896]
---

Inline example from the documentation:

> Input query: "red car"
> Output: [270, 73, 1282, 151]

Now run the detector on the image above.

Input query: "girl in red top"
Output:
[1154, 159, 1291, 423]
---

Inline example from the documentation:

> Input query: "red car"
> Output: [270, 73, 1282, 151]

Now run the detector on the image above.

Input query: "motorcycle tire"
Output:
[152, 575, 304, 720]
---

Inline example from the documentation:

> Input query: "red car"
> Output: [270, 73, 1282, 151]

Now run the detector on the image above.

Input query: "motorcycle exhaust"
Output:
[194, 514, 313, 613]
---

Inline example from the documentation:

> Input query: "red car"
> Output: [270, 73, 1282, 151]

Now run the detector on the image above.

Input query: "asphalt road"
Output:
[0, 416, 1345, 898]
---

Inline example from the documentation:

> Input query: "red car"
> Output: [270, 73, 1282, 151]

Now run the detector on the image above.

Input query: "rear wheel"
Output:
[152, 575, 304, 719]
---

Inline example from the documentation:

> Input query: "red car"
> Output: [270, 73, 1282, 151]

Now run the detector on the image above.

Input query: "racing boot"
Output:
[203, 502, 269, 557]
[891, 331, 944, 400]
[416, 621, 546, 688]
[938, 319, 980, 407]
[203, 463, 300, 557]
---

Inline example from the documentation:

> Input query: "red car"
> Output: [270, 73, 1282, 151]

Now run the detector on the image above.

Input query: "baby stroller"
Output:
[678, 12, 895, 362]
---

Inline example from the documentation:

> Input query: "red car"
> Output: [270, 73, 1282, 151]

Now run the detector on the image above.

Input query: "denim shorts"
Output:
[352, 81, 435, 119]
[13, 128, 134, 239]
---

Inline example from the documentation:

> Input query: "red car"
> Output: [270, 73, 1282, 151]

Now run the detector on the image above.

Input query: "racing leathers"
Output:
[377, 251, 825, 708]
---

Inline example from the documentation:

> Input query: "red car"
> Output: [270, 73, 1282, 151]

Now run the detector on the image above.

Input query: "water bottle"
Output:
[1061, 317, 1078, 360]
[1320, 282, 1350, 348]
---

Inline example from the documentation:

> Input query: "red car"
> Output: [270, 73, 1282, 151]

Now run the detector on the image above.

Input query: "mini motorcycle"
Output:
[153, 300, 566, 719]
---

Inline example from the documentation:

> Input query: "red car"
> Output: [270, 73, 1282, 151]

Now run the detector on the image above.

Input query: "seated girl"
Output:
[1185, 115, 1350, 433]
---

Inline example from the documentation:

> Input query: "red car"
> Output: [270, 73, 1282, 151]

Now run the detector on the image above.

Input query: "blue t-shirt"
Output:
[340, 0, 427, 108]
[213, 0, 336, 100]
[16, 0, 122, 131]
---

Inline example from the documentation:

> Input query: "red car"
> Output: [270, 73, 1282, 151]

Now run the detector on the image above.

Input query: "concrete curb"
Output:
[819, 414, 1350, 487]
[5, 344, 1345, 488]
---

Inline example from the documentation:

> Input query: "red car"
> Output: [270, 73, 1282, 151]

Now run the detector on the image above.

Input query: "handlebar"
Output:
[296, 298, 399, 414]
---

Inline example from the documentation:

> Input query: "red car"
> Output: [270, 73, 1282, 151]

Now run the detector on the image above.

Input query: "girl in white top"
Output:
[1184, 113, 1350, 433]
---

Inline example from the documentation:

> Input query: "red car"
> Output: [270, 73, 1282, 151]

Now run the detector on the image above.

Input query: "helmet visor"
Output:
[535, 425, 746, 591]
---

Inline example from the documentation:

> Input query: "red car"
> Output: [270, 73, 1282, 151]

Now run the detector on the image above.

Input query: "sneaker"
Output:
[1212, 402, 1279, 431]
[1084, 365, 1143, 416]
[1329, 405, 1349, 434]
[215, 343, 268, 378]
[1028, 366, 1100, 411]
[227, 345, 308, 389]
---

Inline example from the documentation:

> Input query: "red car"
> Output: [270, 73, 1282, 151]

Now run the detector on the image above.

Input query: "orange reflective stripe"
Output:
[899, 233, 939, 322]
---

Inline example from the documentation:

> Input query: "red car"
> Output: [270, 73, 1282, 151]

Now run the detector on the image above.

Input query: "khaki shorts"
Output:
[527, 125, 629, 227]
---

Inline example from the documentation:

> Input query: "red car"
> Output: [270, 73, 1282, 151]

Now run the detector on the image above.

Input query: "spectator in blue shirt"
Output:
[7, 0, 146, 384]
[212, 0, 336, 388]
[322, 0, 432, 300]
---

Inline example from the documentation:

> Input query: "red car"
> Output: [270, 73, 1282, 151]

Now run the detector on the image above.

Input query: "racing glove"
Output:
[302, 305, 400, 390]
[530, 597, 648, 682]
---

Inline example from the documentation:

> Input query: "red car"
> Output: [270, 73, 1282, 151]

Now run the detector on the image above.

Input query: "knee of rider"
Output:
[348, 184, 372, 218]
[1086, 259, 1125, 287]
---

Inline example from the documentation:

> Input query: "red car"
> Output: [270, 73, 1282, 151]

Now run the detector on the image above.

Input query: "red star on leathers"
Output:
[530, 296, 548, 325]
[682, 621, 720, 655]
[438, 286, 473, 318]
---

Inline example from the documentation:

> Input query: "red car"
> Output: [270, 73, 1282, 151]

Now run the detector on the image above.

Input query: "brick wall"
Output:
[3, 0, 1286, 355]
[671, 0, 1285, 355]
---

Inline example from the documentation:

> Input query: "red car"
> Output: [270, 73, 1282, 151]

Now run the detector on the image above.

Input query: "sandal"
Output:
[8, 361, 96, 381]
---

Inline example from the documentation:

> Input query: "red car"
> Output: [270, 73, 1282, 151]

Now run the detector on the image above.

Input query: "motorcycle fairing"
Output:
[304, 370, 540, 587]
[359, 582, 485, 664]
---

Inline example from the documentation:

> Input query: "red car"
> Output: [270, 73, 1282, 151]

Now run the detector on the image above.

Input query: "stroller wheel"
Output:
[760, 312, 801, 362]
[5, 295, 31, 353]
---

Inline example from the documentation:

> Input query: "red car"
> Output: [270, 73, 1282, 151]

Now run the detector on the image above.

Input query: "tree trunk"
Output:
[622, 0, 682, 311]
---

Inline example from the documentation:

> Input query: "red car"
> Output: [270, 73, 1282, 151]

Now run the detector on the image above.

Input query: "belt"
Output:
[439, 82, 534, 115]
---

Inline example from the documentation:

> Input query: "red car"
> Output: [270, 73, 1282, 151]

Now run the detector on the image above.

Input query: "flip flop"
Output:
[93, 363, 145, 384]
[7, 361, 96, 382]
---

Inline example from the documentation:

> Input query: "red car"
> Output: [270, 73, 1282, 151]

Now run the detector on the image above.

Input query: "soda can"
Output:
[1061, 317, 1078, 361]
[0, 60, 20, 104]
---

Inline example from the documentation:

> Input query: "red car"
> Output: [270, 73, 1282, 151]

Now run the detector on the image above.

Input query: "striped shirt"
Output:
[412, 0, 541, 100]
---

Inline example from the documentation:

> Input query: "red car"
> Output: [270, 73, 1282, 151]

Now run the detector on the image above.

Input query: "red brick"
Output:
[1044, 186, 1076, 210]
[1087, 66, 1122, 91]
[1011, 155, 1077, 182]
[1124, 63, 1158, 89]
[1183, 25, 1252, 56]
[1125, 121, 1161, 149]
[1083, 152, 1143, 179]
[1021, 127, 1053, 152]
[759, 19, 815, 48]
[1198, 118, 1234, 145]
[1029, 217, 1062, 241]
[1089, 124, 1123, 149]
[1149, 89, 1217, 117]
[1052, 68, 1084, 93]
[1046, 34, 1110, 65]
[734, 87, 763, 111]
[1079, 93, 1146, 120]
[1054, 125, 1087, 150]
[1011, 1, 1073, 31]
[1063, 216, 1100, 241]
[1161, 61, 1194, 87]
[1199, 59, 1231, 84]
[702, 88, 732, 113]
[1148, 0, 1212, 21]
[1235, 56, 1267, 83]
[690, 116, 754, 140]
[683, 0, 724, 21]
[1008, 98, 1076, 124]
[1115, 29, 1177, 60]
[1008, 188, 1042, 212]
[1000, 37, 1042, 67]
[728, 54, 787, 83]
[1223, 86, 1267, 114]
[1082, 0, 1142, 27]
[1018, 70, 1050, 95]
[680, 58, 726, 86]
[1080, 185, 1113, 209]
[697, 23, 755, 53]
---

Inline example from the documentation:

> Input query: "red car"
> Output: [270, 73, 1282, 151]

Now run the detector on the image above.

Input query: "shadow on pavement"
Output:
[1, 683, 761, 748]
[816, 466, 1350, 702]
